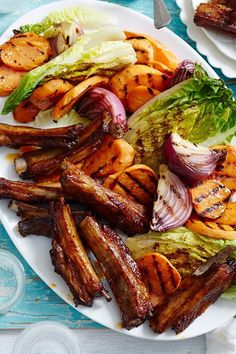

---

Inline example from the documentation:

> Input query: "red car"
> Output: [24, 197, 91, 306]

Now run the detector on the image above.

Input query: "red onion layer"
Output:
[77, 87, 127, 138]
[165, 60, 195, 89]
[164, 133, 226, 185]
[150, 164, 192, 232]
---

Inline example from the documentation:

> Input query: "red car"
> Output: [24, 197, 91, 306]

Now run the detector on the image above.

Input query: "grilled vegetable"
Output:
[165, 60, 195, 89]
[126, 37, 155, 64]
[109, 64, 165, 108]
[48, 22, 83, 56]
[189, 179, 231, 219]
[186, 213, 236, 240]
[34, 108, 91, 129]
[30, 79, 73, 110]
[0, 122, 84, 149]
[217, 176, 236, 190]
[214, 202, 236, 225]
[81, 136, 135, 178]
[126, 226, 236, 280]
[126, 86, 159, 113]
[150, 260, 236, 334]
[2, 28, 135, 114]
[0, 64, 26, 96]
[13, 99, 40, 123]
[77, 87, 127, 137]
[103, 164, 157, 209]
[214, 145, 236, 189]
[125, 31, 179, 71]
[53, 76, 109, 120]
[79, 216, 152, 329]
[1, 32, 51, 71]
[61, 162, 150, 235]
[124, 65, 236, 173]
[136, 253, 181, 307]
[151, 165, 192, 232]
[149, 60, 173, 75]
[164, 133, 225, 185]
[17, 6, 115, 34]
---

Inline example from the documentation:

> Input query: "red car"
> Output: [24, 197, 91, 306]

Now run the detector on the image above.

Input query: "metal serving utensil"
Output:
[153, 0, 171, 29]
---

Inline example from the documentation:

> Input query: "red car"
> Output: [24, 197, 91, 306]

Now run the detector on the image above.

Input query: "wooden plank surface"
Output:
[0, 328, 206, 354]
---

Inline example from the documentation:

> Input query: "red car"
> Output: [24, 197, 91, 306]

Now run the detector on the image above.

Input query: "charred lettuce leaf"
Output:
[125, 65, 236, 173]
[126, 226, 236, 299]
[18, 6, 115, 34]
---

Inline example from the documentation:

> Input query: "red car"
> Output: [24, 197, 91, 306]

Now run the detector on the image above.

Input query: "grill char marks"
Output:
[186, 212, 236, 240]
[136, 253, 181, 307]
[104, 164, 157, 210]
[150, 260, 236, 334]
[189, 179, 231, 219]
[214, 145, 236, 190]
[60, 162, 150, 235]
[79, 216, 152, 329]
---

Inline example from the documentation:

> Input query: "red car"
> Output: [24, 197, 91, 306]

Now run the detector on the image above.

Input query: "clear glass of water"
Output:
[0, 249, 25, 314]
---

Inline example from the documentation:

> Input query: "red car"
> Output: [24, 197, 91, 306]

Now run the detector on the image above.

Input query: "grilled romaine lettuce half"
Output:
[125, 65, 236, 173]
[126, 227, 236, 299]
[18, 6, 115, 34]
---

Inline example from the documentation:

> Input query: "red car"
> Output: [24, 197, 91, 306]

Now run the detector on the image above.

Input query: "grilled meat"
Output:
[8, 200, 49, 219]
[50, 198, 109, 306]
[15, 140, 101, 180]
[60, 162, 150, 235]
[14, 116, 108, 179]
[174, 261, 236, 334]
[193, 245, 236, 276]
[51, 239, 94, 306]
[194, 1, 236, 37]
[150, 258, 236, 334]
[19, 216, 53, 238]
[149, 270, 206, 333]
[79, 216, 152, 329]
[0, 123, 84, 149]
[0, 178, 64, 202]
[18, 210, 91, 237]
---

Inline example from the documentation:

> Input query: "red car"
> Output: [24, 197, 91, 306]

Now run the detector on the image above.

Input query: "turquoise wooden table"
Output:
[0, 0, 235, 330]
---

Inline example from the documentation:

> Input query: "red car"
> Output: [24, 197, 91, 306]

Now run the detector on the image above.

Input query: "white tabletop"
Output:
[0, 328, 206, 353]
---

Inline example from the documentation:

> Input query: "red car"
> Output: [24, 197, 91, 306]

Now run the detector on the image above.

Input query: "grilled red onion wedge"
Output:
[164, 133, 225, 185]
[150, 164, 192, 232]
[77, 87, 127, 138]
